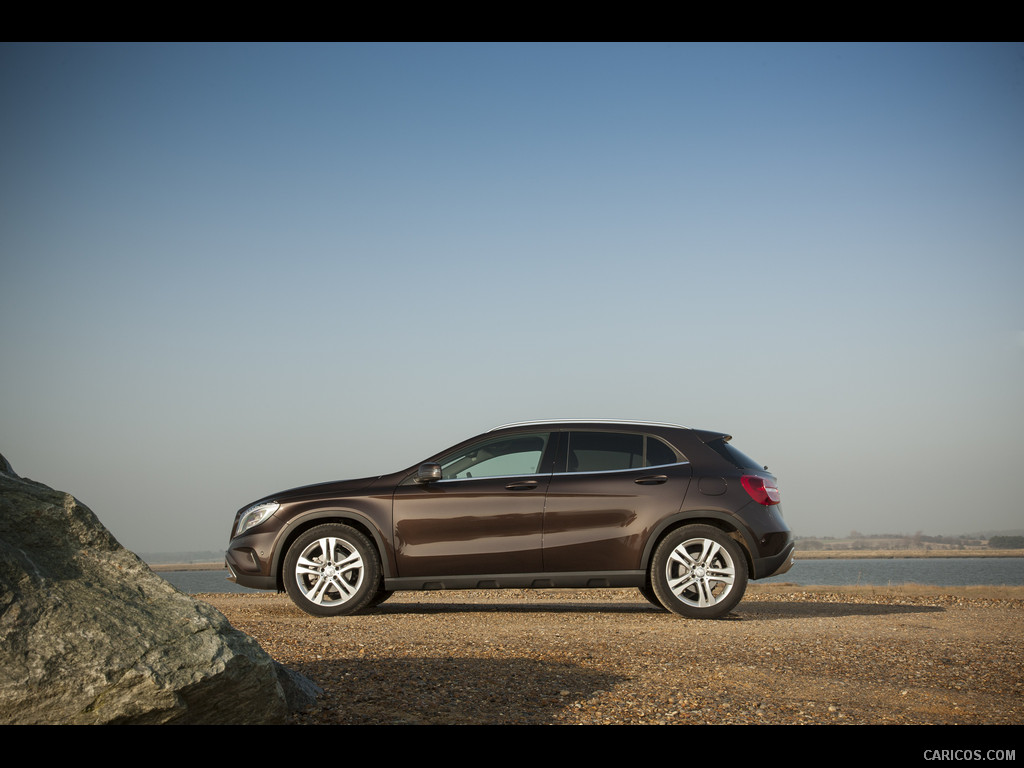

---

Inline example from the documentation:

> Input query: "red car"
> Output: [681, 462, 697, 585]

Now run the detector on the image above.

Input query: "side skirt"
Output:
[385, 571, 647, 592]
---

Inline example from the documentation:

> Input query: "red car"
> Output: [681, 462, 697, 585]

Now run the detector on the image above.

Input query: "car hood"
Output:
[259, 475, 383, 504]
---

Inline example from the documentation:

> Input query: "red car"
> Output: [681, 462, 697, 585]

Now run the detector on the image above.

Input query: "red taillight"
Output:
[741, 475, 781, 506]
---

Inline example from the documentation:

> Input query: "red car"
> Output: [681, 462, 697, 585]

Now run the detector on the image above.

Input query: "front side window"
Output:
[566, 431, 681, 473]
[439, 432, 550, 480]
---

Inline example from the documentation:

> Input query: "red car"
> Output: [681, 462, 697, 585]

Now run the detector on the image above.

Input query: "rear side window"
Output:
[567, 432, 681, 473]
[707, 438, 762, 470]
[646, 437, 679, 466]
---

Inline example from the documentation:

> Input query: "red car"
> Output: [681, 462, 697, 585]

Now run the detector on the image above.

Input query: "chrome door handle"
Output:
[505, 480, 539, 490]
[635, 475, 668, 485]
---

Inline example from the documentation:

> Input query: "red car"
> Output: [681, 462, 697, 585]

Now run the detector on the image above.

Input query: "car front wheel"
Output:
[651, 525, 747, 619]
[638, 583, 667, 611]
[283, 524, 381, 617]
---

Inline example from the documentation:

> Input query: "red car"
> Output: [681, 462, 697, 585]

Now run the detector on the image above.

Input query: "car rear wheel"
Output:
[283, 524, 381, 617]
[651, 525, 747, 619]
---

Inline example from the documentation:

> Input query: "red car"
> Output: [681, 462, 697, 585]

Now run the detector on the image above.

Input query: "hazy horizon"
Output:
[2, 43, 1022, 553]
[134, 528, 1024, 563]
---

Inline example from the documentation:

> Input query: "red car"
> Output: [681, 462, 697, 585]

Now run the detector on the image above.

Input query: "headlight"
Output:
[235, 501, 280, 536]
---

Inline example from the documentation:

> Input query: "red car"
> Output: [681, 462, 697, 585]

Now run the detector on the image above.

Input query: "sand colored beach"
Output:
[200, 583, 1024, 725]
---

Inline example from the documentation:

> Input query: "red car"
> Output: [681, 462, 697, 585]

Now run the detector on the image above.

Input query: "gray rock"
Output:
[0, 453, 320, 724]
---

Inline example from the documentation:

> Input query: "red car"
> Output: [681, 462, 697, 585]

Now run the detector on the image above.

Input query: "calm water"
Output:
[162, 557, 1024, 594]
[760, 557, 1024, 587]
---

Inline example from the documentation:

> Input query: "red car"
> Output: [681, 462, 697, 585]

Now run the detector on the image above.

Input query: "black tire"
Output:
[364, 589, 394, 610]
[283, 524, 381, 617]
[650, 525, 748, 619]
[638, 583, 667, 611]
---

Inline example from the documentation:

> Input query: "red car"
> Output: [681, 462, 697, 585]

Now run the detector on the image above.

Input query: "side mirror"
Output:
[414, 462, 442, 484]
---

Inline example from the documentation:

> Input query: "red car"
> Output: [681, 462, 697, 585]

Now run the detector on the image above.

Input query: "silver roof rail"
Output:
[489, 419, 690, 431]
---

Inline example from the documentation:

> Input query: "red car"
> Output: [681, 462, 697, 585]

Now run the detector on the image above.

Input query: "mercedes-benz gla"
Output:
[226, 420, 794, 619]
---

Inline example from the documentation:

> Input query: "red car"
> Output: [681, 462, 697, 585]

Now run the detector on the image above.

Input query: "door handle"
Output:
[635, 475, 668, 485]
[505, 480, 539, 490]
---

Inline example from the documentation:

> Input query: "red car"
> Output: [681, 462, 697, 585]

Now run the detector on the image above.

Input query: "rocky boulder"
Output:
[0, 453, 319, 724]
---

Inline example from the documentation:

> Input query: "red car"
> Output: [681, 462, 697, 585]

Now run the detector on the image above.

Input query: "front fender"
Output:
[271, 507, 395, 587]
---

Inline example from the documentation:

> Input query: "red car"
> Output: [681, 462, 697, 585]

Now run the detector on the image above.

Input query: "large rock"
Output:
[0, 453, 319, 724]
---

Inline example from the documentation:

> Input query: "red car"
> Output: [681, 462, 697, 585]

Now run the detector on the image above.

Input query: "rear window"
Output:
[566, 431, 682, 472]
[707, 438, 763, 471]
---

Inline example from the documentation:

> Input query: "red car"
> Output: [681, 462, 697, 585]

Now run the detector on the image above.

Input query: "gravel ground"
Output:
[199, 584, 1024, 726]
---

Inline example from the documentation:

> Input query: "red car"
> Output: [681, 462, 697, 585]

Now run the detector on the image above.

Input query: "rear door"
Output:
[541, 430, 691, 572]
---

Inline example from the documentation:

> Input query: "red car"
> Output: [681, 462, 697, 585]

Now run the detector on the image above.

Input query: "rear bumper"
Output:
[752, 538, 796, 579]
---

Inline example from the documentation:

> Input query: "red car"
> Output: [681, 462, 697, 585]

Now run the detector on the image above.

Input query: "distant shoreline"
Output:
[790, 548, 1024, 560]
[149, 562, 227, 572]
[147, 548, 1024, 572]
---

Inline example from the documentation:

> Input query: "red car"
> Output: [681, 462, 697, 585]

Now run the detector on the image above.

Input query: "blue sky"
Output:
[2, 43, 1022, 553]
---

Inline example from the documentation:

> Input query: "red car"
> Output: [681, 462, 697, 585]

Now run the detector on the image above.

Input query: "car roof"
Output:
[489, 419, 692, 431]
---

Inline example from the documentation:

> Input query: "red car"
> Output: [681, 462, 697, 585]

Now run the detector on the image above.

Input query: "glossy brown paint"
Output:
[226, 475, 401, 589]
[226, 420, 795, 617]
[541, 463, 692, 572]
[392, 474, 550, 576]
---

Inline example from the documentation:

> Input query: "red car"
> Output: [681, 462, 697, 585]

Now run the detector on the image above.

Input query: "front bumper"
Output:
[225, 531, 280, 590]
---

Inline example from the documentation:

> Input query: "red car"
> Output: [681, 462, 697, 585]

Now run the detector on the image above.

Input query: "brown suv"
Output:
[225, 420, 794, 618]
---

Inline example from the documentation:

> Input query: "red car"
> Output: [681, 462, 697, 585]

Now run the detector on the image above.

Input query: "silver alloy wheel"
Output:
[650, 524, 748, 619]
[664, 536, 736, 608]
[293, 535, 365, 606]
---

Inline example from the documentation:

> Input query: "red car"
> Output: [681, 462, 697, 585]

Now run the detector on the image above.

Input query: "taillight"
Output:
[741, 475, 781, 505]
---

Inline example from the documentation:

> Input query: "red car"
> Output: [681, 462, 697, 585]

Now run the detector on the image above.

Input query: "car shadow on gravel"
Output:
[369, 601, 660, 615]
[366, 599, 946, 619]
[735, 600, 946, 619]
[289, 656, 628, 725]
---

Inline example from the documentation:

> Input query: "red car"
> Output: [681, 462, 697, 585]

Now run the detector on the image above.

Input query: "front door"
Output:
[392, 431, 555, 577]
